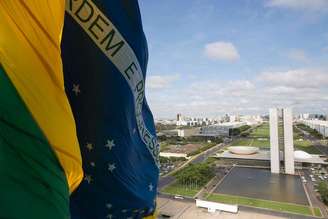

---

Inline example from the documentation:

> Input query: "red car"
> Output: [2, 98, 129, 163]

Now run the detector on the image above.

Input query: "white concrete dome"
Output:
[294, 150, 312, 159]
[228, 146, 259, 155]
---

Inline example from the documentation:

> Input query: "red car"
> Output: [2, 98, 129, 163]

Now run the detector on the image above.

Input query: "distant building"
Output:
[299, 113, 310, 120]
[177, 113, 182, 122]
[199, 122, 246, 137]
[229, 115, 237, 122]
[223, 114, 230, 122]
[177, 128, 201, 137]
[301, 119, 328, 137]
[240, 115, 263, 125]
[175, 113, 218, 127]
[176, 113, 188, 126]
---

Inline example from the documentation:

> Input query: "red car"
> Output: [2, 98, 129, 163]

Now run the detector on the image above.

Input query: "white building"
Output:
[229, 115, 237, 122]
[301, 119, 328, 137]
[269, 109, 280, 174]
[200, 122, 247, 137]
[240, 115, 263, 126]
[270, 108, 294, 175]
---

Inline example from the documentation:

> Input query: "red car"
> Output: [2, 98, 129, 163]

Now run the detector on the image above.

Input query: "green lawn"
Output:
[207, 193, 322, 217]
[231, 123, 322, 154]
[251, 138, 270, 148]
[294, 139, 322, 154]
[250, 123, 270, 138]
[314, 208, 323, 217]
[231, 139, 252, 146]
[159, 141, 170, 152]
[161, 182, 200, 197]
[231, 137, 320, 153]
[231, 138, 270, 148]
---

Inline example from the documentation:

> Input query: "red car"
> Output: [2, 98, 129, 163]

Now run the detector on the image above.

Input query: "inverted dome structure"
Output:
[228, 146, 259, 155]
[294, 150, 312, 159]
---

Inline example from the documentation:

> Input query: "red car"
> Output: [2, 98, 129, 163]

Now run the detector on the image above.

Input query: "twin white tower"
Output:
[269, 108, 294, 175]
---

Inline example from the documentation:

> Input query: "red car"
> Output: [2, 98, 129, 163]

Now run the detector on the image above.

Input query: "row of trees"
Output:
[175, 161, 215, 187]
[296, 123, 324, 139]
[158, 135, 223, 145]
[230, 125, 251, 137]
[317, 181, 328, 205]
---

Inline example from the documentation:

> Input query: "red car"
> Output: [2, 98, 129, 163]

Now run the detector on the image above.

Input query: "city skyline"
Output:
[139, 0, 328, 118]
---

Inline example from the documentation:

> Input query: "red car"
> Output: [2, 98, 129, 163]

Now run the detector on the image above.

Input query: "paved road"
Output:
[190, 144, 222, 164]
[157, 195, 320, 219]
[295, 125, 328, 156]
[158, 175, 175, 190]
[302, 169, 328, 218]
[158, 192, 194, 203]
[295, 125, 328, 217]
[158, 143, 226, 190]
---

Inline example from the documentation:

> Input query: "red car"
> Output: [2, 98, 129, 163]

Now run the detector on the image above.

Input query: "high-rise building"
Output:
[177, 113, 182, 121]
[269, 108, 294, 175]
[269, 108, 280, 174]
[283, 108, 294, 174]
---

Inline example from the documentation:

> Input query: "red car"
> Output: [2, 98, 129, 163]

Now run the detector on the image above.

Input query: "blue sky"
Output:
[139, 0, 328, 119]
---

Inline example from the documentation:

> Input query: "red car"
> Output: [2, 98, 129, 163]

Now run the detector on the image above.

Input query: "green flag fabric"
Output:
[0, 66, 70, 219]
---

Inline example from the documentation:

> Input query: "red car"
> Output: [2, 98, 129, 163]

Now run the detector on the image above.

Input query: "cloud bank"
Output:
[204, 41, 240, 61]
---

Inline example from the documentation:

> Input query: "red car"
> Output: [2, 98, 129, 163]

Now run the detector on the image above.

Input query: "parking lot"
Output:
[300, 166, 328, 218]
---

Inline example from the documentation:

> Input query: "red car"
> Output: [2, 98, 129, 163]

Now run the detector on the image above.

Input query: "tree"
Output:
[317, 181, 328, 205]
[175, 162, 215, 187]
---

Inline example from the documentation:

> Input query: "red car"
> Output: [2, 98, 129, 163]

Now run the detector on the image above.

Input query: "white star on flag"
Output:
[86, 143, 93, 151]
[105, 139, 115, 150]
[108, 163, 116, 172]
[84, 175, 93, 184]
[72, 84, 81, 96]
[90, 162, 96, 167]
[106, 203, 112, 209]
[148, 183, 153, 191]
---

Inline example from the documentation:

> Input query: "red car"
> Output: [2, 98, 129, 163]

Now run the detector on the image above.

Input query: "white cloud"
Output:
[287, 49, 309, 62]
[226, 80, 255, 90]
[258, 69, 328, 88]
[204, 41, 240, 61]
[146, 69, 328, 118]
[224, 80, 255, 96]
[146, 74, 180, 89]
[267, 0, 328, 11]
[265, 86, 299, 95]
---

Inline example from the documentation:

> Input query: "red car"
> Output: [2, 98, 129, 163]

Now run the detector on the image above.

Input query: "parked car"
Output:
[174, 195, 184, 200]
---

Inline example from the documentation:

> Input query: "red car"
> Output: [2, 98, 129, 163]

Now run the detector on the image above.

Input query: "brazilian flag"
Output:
[0, 1, 83, 218]
[62, 0, 159, 218]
